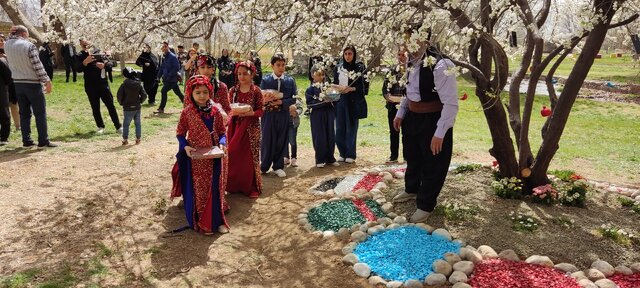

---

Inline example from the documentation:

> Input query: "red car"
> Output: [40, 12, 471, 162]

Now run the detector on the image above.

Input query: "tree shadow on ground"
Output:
[0, 147, 42, 164]
[49, 130, 97, 142]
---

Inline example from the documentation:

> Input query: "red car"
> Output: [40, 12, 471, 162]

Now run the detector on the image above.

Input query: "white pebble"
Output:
[386, 281, 403, 288]
[322, 230, 335, 239]
[393, 216, 407, 224]
[629, 262, 640, 273]
[368, 276, 386, 286]
[342, 253, 359, 265]
[615, 265, 633, 275]
[591, 260, 615, 277]
[449, 270, 469, 284]
[424, 273, 447, 286]
[382, 203, 394, 213]
[432, 228, 452, 241]
[578, 279, 597, 288]
[353, 263, 371, 278]
[342, 242, 356, 255]
[593, 279, 618, 288]
[404, 279, 422, 288]
[350, 231, 367, 242]
[498, 249, 520, 262]
[452, 283, 472, 288]
[432, 259, 453, 276]
[554, 263, 579, 273]
[444, 252, 462, 264]
[416, 223, 435, 233]
[586, 268, 606, 281]
[525, 255, 554, 268]
[477, 245, 498, 259]
[453, 261, 475, 276]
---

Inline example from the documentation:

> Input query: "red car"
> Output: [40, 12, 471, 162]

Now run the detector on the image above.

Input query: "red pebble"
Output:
[468, 259, 581, 288]
[609, 273, 640, 288]
[352, 175, 384, 192]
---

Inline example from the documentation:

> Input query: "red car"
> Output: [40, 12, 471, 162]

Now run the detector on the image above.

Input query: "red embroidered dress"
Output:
[226, 84, 264, 197]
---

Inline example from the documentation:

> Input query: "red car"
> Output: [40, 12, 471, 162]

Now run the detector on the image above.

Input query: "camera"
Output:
[91, 53, 106, 62]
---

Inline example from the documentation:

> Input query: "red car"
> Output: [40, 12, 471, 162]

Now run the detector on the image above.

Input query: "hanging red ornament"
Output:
[540, 106, 552, 117]
[460, 92, 468, 100]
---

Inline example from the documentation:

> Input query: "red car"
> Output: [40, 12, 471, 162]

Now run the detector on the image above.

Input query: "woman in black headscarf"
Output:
[135, 44, 160, 105]
[217, 49, 235, 88]
[332, 45, 369, 164]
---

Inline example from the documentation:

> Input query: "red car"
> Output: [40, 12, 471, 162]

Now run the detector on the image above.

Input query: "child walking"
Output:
[117, 67, 147, 145]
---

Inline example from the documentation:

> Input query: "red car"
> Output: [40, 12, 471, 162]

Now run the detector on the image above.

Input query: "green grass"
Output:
[1, 268, 40, 288]
[509, 54, 640, 83]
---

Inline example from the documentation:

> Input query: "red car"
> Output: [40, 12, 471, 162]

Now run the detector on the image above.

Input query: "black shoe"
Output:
[38, 142, 58, 148]
[385, 157, 398, 164]
[23, 141, 35, 147]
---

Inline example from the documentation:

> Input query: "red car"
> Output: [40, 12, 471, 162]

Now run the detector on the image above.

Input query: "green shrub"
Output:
[618, 196, 635, 207]
[453, 164, 482, 174]
[548, 169, 576, 182]
[492, 177, 523, 199]
[510, 212, 538, 232]
[557, 179, 589, 207]
[434, 202, 479, 222]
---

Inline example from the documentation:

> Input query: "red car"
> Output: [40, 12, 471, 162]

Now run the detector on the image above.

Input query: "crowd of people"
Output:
[0, 25, 459, 235]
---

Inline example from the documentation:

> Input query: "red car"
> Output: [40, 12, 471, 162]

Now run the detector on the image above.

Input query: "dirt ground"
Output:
[0, 126, 638, 287]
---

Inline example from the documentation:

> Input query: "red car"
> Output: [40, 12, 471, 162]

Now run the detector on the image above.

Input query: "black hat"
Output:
[122, 67, 138, 80]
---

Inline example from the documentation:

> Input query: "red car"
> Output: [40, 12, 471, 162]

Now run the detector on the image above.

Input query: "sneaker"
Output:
[23, 141, 35, 147]
[345, 158, 355, 164]
[392, 191, 417, 203]
[96, 128, 105, 134]
[290, 158, 298, 167]
[284, 157, 290, 165]
[218, 225, 229, 234]
[410, 209, 432, 223]
[37, 142, 58, 148]
[329, 162, 340, 167]
[337, 157, 345, 162]
[274, 169, 286, 178]
[117, 127, 123, 134]
[122, 140, 128, 145]
[135, 138, 141, 145]
[316, 163, 326, 168]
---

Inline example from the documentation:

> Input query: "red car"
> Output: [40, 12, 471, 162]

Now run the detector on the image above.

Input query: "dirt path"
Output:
[0, 128, 375, 287]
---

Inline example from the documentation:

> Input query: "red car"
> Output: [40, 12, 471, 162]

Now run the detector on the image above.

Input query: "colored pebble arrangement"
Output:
[306, 199, 386, 232]
[299, 164, 640, 288]
[469, 259, 581, 288]
[353, 226, 461, 282]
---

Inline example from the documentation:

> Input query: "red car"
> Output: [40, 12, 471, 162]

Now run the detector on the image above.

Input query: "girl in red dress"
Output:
[226, 61, 264, 198]
[192, 54, 231, 115]
[171, 75, 229, 234]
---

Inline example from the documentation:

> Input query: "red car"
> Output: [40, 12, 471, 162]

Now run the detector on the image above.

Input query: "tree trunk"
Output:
[0, 1, 44, 43]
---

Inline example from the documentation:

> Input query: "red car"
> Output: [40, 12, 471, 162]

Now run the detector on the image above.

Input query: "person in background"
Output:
[217, 48, 235, 88]
[0, 33, 19, 134]
[38, 42, 54, 80]
[381, 48, 408, 164]
[77, 38, 122, 134]
[176, 45, 188, 85]
[248, 50, 263, 86]
[116, 67, 146, 145]
[182, 48, 198, 79]
[61, 41, 77, 82]
[0, 43, 12, 145]
[4, 25, 56, 147]
[135, 43, 159, 105]
[104, 50, 114, 83]
[156, 41, 184, 114]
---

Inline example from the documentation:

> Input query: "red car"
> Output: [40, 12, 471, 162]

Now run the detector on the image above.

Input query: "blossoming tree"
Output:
[39, 0, 639, 192]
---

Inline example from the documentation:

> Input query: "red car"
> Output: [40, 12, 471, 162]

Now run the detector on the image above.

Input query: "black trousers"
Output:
[386, 105, 400, 160]
[142, 78, 158, 104]
[402, 110, 453, 212]
[84, 81, 121, 129]
[64, 60, 77, 82]
[0, 88, 10, 141]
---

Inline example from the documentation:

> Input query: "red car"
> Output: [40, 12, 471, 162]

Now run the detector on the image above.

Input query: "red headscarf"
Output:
[185, 75, 213, 108]
[234, 60, 256, 77]
[196, 54, 216, 70]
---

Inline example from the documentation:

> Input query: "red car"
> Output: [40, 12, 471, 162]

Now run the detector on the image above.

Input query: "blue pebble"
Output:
[353, 226, 461, 282]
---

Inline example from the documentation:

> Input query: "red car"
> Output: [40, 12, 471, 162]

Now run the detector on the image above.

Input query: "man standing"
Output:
[382, 48, 408, 164]
[392, 40, 458, 223]
[135, 44, 159, 105]
[38, 42, 54, 80]
[155, 41, 184, 114]
[176, 45, 188, 85]
[61, 41, 77, 82]
[4, 25, 56, 147]
[77, 38, 122, 134]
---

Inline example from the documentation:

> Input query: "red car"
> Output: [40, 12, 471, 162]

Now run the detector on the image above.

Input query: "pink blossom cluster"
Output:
[533, 184, 558, 200]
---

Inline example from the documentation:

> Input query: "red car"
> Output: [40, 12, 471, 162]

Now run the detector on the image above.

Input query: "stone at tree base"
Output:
[578, 279, 598, 288]
[367, 225, 384, 235]
[342, 242, 357, 255]
[630, 262, 640, 273]
[555, 263, 579, 273]
[404, 279, 423, 288]
[387, 212, 398, 219]
[525, 255, 554, 268]
[393, 216, 407, 224]
[614, 265, 633, 275]
[416, 223, 435, 233]
[586, 269, 606, 281]
[378, 217, 393, 226]
[351, 231, 367, 242]
[433, 259, 453, 276]
[297, 217, 308, 226]
[571, 271, 588, 281]
[386, 281, 403, 288]
[477, 245, 498, 259]
[593, 279, 618, 288]
[386, 223, 400, 230]
[342, 253, 359, 265]
[444, 252, 462, 264]
[453, 261, 475, 276]
[449, 270, 469, 284]
[322, 231, 335, 239]
[297, 213, 307, 219]
[424, 273, 447, 286]
[498, 249, 520, 261]
[591, 260, 615, 276]
[453, 239, 466, 246]
[353, 263, 371, 278]
[336, 228, 350, 240]
[381, 203, 394, 213]
[350, 224, 360, 233]
[303, 224, 314, 232]
[452, 283, 473, 288]
[312, 231, 323, 237]
[432, 228, 452, 241]
[368, 276, 386, 286]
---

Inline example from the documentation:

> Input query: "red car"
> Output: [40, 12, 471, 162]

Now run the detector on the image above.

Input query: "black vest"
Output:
[413, 52, 444, 103]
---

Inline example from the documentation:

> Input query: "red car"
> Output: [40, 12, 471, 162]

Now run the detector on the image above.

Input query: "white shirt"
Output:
[396, 57, 459, 138]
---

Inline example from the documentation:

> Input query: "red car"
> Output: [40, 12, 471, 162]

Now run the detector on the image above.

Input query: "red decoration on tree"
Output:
[540, 106, 552, 117]
[460, 92, 468, 100]
[492, 160, 499, 167]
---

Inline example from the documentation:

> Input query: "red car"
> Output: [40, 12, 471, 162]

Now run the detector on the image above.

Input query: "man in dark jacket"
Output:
[77, 38, 122, 134]
[0, 54, 12, 144]
[155, 41, 184, 114]
[135, 44, 159, 105]
[39, 42, 54, 80]
[117, 67, 146, 145]
[61, 42, 77, 82]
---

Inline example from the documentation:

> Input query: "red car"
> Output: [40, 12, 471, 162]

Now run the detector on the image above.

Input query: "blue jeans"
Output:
[335, 99, 359, 159]
[122, 110, 141, 140]
[159, 81, 184, 110]
[15, 83, 49, 145]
